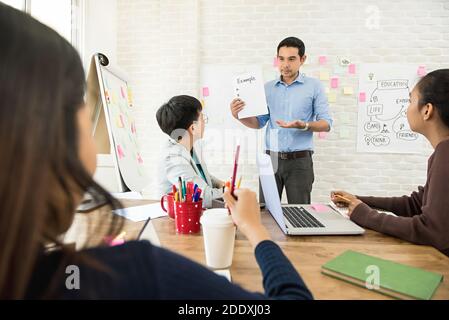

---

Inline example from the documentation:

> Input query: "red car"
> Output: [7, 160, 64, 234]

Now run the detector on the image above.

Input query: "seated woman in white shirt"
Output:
[156, 95, 224, 208]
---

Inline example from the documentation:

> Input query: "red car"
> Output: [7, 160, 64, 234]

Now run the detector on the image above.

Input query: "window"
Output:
[30, 0, 72, 43]
[1, 0, 24, 10]
[1, 0, 83, 52]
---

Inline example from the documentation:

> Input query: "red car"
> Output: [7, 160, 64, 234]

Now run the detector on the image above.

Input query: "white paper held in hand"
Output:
[234, 68, 268, 119]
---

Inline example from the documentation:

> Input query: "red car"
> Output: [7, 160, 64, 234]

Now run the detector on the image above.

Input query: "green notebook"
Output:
[321, 250, 443, 300]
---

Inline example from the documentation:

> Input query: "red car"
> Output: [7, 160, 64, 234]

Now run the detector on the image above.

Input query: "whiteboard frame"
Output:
[91, 53, 128, 192]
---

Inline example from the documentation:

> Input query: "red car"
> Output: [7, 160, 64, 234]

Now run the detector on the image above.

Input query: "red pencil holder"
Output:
[174, 199, 203, 234]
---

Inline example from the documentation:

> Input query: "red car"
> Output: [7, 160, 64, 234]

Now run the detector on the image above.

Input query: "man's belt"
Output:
[266, 150, 312, 160]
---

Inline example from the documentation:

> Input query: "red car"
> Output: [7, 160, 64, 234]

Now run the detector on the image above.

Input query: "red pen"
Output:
[187, 181, 194, 195]
[230, 145, 240, 199]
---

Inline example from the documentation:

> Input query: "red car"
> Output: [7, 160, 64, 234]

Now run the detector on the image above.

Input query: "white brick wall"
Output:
[116, 0, 449, 202]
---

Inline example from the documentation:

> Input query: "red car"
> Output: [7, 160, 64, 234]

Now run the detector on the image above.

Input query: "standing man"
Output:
[230, 37, 333, 204]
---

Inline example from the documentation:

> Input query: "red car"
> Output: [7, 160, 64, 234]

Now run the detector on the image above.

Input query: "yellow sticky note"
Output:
[127, 88, 133, 107]
[327, 92, 337, 103]
[319, 71, 330, 81]
[201, 99, 205, 108]
[343, 86, 354, 95]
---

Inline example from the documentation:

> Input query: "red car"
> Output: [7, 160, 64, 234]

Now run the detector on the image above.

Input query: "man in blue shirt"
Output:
[230, 37, 333, 204]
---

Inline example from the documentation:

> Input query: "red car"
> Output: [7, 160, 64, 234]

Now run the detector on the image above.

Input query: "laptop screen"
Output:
[257, 153, 287, 234]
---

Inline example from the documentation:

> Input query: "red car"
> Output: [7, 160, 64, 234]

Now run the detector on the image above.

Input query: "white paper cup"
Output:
[200, 208, 236, 269]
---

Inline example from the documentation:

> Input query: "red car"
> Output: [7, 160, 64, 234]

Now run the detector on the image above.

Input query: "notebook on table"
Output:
[321, 250, 443, 300]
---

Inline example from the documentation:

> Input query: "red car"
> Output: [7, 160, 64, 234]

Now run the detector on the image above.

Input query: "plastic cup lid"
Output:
[200, 209, 233, 227]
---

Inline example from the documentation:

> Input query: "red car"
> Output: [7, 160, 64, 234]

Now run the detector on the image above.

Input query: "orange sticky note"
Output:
[104, 90, 111, 103]
[127, 88, 133, 107]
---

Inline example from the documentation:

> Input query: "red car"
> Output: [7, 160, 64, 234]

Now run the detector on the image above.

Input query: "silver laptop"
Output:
[257, 153, 364, 235]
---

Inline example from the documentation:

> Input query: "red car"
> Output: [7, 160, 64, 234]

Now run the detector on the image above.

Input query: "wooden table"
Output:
[73, 200, 449, 300]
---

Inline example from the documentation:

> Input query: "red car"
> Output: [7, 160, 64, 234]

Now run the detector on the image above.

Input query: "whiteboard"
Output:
[357, 64, 424, 154]
[96, 58, 148, 191]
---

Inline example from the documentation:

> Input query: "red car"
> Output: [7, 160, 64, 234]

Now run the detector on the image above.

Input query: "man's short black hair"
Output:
[277, 37, 305, 57]
[156, 95, 202, 140]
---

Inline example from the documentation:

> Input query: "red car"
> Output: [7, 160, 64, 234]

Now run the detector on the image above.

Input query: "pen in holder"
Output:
[174, 198, 203, 234]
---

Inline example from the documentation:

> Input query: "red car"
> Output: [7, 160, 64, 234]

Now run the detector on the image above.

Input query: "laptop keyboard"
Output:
[282, 206, 325, 228]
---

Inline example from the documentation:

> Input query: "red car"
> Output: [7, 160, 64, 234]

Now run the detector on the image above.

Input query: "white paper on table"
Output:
[111, 191, 144, 200]
[328, 202, 396, 219]
[113, 203, 168, 222]
[234, 69, 268, 119]
[138, 219, 161, 247]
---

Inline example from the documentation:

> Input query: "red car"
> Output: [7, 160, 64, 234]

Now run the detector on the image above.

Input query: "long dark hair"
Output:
[0, 3, 123, 298]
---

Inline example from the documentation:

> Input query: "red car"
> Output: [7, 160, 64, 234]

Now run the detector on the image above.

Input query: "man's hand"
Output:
[230, 98, 245, 120]
[276, 119, 307, 129]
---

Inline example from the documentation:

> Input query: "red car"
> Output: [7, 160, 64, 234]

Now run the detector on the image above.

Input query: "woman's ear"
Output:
[422, 103, 434, 121]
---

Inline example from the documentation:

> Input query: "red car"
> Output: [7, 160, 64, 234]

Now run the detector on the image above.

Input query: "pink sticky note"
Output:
[120, 86, 126, 99]
[417, 65, 427, 77]
[318, 132, 328, 139]
[330, 76, 339, 88]
[202, 87, 210, 97]
[348, 64, 356, 74]
[318, 55, 327, 65]
[137, 153, 143, 164]
[117, 145, 125, 159]
[311, 204, 329, 212]
[359, 92, 366, 102]
[273, 57, 279, 67]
